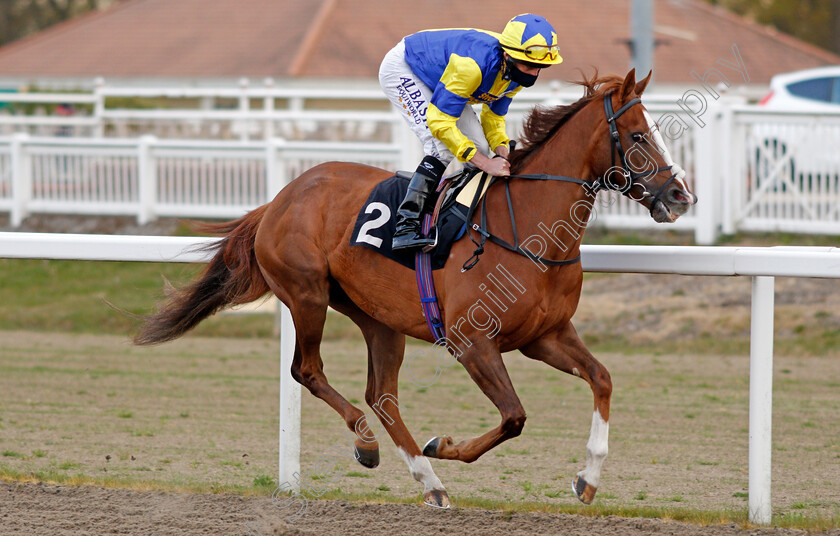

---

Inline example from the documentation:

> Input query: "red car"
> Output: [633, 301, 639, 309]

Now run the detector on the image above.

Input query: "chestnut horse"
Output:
[134, 70, 696, 508]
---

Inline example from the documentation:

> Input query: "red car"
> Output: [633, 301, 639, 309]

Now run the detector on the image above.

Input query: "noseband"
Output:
[602, 95, 679, 216]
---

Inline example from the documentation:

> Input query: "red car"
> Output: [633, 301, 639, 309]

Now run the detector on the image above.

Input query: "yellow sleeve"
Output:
[427, 104, 477, 162]
[426, 54, 483, 162]
[480, 104, 510, 153]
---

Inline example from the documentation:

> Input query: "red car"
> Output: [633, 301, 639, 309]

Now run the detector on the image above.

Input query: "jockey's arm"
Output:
[427, 57, 514, 176]
[480, 88, 521, 159]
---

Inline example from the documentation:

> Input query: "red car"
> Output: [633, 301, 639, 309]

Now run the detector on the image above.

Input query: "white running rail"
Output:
[1, 233, 838, 523]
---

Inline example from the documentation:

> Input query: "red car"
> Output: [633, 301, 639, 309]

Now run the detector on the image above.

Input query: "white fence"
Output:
[722, 107, 840, 236]
[0, 134, 411, 226]
[1, 232, 838, 524]
[0, 82, 565, 140]
[2, 86, 840, 242]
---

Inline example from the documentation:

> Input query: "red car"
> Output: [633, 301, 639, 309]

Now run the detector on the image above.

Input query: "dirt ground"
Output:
[1, 331, 839, 534]
[1, 214, 839, 534]
[4, 481, 838, 536]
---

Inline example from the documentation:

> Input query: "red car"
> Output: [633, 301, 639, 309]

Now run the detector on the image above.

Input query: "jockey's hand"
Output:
[471, 152, 510, 177]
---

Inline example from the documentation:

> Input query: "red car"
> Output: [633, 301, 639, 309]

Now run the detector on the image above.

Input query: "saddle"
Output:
[350, 167, 484, 271]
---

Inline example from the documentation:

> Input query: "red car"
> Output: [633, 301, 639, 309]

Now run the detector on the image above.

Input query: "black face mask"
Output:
[503, 56, 540, 87]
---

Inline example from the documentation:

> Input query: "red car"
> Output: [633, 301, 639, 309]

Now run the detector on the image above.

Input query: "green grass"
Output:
[1, 228, 839, 355]
[0, 258, 360, 341]
[252, 474, 276, 488]
[0, 464, 261, 495]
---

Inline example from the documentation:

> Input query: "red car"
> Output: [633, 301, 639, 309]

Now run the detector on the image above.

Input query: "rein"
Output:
[454, 172, 587, 271]
[456, 94, 677, 272]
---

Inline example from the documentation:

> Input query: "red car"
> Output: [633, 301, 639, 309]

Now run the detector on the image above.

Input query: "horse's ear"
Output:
[635, 70, 652, 95]
[620, 69, 636, 102]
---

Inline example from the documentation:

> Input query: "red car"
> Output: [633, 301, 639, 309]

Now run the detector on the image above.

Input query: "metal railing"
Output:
[0, 232, 837, 524]
[0, 134, 410, 226]
[2, 85, 840, 242]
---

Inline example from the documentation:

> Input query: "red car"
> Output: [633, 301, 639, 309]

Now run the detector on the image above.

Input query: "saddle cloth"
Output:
[350, 173, 476, 270]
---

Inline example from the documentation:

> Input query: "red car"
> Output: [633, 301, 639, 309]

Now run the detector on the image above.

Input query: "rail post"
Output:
[137, 135, 157, 225]
[93, 77, 105, 138]
[278, 303, 301, 491]
[266, 137, 288, 200]
[748, 275, 775, 524]
[263, 77, 275, 140]
[238, 77, 250, 142]
[277, 147, 301, 491]
[395, 117, 423, 171]
[10, 132, 31, 227]
[693, 98, 721, 245]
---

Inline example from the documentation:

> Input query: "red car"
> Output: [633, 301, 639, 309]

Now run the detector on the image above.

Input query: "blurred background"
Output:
[0, 5, 838, 526]
[1, 0, 839, 245]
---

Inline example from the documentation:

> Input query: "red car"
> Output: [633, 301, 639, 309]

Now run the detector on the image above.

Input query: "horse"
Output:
[133, 69, 696, 509]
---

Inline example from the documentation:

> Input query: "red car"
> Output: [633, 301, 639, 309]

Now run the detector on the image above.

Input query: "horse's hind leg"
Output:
[520, 322, 612, 505]
[259, 267, 380, 467]
[332, 300, 450, 508]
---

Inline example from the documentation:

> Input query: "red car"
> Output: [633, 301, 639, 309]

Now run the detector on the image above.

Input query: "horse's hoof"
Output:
[422, 437, 441, 458]
[354, 445, 379, 468]
[423, 436, 446, 458]
[423, 489, 451, 509]
[572, 475, 597, 504]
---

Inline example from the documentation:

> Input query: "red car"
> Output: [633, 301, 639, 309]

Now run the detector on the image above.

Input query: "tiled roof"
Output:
[0, 0, 326, 77]
[0, 0, 836, 83]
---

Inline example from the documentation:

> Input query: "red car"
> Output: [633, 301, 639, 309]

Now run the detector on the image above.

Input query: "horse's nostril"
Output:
[669, 189, 692, 204]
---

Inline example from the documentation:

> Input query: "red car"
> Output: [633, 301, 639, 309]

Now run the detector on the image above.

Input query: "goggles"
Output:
[502, 43, 561, 62]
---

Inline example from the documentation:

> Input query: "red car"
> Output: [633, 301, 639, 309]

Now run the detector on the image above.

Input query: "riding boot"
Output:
[392, 155, 447, 252]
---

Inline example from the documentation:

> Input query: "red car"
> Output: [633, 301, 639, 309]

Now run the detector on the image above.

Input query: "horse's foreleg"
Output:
[520, 322, 612, 505]
[423, 341, 526, 464]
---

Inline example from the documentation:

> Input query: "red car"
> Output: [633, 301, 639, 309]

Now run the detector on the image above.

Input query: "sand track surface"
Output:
[4, 481, 835, 536]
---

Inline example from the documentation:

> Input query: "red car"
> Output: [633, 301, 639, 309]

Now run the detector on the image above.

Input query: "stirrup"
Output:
[421, 227, 439, 253]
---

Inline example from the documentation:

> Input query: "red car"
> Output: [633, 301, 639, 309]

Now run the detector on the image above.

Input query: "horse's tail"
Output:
[133, 204, 271, 346]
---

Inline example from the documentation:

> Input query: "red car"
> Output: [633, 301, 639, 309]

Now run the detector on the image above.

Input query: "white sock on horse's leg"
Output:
[578, 409, 609, 488]
[397, 447, 445, 493]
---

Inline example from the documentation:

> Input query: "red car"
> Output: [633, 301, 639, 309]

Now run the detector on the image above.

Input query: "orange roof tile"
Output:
[0, 0, 836, 83]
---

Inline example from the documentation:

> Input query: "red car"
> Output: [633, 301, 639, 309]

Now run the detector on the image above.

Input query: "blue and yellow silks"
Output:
[404, 29, 522, 162]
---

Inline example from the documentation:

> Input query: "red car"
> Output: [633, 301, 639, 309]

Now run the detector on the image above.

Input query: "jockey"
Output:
[379, 13, 562, 252]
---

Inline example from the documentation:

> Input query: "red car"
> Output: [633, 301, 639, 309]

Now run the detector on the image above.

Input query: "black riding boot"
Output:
[392, 155, 447, 252]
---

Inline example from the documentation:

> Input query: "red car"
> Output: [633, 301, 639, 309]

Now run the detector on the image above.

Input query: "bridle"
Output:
[507, 93, 680, 215]
[455, 92, 682, 271]
[602, 95, 679, 216]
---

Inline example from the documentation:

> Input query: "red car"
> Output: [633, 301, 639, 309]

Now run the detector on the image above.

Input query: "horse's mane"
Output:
[509, 70, 624, 173]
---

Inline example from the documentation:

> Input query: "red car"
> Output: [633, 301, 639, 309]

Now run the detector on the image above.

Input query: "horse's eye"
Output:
[631, 133, 645, 143]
